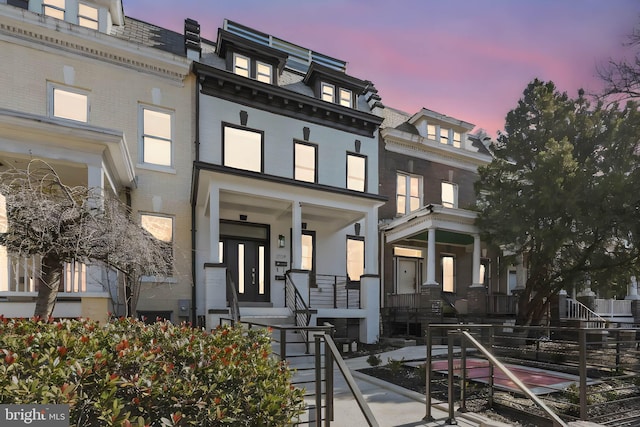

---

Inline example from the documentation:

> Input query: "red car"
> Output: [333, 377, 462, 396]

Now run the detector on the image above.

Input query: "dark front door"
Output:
[225, 239, 268, 302]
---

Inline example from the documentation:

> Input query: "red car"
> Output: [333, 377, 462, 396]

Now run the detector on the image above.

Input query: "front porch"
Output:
[0, 253, 112, 322]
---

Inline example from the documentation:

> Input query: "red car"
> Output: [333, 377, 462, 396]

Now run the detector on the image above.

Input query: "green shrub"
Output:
[386, 357, 405, 374]
[0, 316, 304, 426]
[366, 353, 382, 367]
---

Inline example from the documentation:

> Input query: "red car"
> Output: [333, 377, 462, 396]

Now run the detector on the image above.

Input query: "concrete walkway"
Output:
[324, 345, 603, 427]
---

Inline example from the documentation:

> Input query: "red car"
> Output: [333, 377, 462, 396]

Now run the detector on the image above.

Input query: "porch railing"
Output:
[0, 254, 87, 294]
[487, 294, 518, 315]
[310, 274, 360, 309]
[565, 298, 609, 327]
[594, 298, 632, 318]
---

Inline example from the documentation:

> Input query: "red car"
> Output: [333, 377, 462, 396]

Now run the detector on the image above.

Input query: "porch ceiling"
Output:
[219, 190, 364, 229]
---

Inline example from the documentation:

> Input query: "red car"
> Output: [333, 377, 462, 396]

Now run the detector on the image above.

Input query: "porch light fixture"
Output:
[278, 234, 286, 248]
[354, 223, 361, 236]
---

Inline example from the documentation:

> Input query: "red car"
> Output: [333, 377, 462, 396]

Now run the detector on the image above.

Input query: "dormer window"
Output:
[78, 3, 99, 30]
[339, 88, 352, 108]
[232, 53, 274, 84]
[256, 62, 272, 84]
[233, 53, 250, 78]
[321, 83, 335, 103]
[453, 131, 462, 148]
[440, 127, 450, 145]
[43, 0, 65, 19]
[427, 124, 437, 140]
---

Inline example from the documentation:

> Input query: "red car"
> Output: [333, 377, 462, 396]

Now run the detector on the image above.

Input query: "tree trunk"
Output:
[34, 253, 63, 319]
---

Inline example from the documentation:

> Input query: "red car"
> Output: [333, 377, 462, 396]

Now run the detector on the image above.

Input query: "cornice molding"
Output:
[382, 127, 490, 172]
[194, 62, 383, 138]
[0, 9, 190, 82]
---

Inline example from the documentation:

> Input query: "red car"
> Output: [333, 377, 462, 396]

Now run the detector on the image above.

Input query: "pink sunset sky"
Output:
[123, 0, 639, 137]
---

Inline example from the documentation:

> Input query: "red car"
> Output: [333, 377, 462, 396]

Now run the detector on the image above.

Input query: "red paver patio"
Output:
[430, 358, 593, 395]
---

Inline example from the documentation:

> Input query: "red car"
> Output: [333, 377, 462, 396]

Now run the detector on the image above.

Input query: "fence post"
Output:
[579, 328, 587, 420]
[489, 325, 494, 408]
[447, 330, 456, 425]
[315, 335, 323, 426]
[325, 334, 334, 422]
[459, 333, 467, 412]
[424, 326, 434, 421]
[280, 328, 287, 361]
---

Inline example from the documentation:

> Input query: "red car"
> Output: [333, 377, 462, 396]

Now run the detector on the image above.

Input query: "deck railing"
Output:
[310, 274, 360, 309]
[0, 254, 87, 294]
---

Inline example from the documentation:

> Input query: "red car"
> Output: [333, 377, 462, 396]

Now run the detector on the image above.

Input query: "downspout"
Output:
[191, 73, 201, 326]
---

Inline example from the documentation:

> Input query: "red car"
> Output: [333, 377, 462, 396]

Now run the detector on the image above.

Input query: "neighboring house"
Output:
[0, 0, 193, 322]
[377, 107, 513, 335]
[190, 20, 385, 343]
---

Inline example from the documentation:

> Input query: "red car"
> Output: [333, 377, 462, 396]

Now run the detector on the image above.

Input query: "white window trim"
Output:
[42, 0, 65, 19]
[441, 253, 456, 293]
[137, 104, 176, 173]
[255, 60, 272, 84]
[339, 88, 352, 108]
[321, 82, 335, 103]
[78, 2, 99, 30]
[396, 172, 423, 215]
[233, 53, 250, 78]
[47, 82, 90, 123]
[441, 181, 458, 208]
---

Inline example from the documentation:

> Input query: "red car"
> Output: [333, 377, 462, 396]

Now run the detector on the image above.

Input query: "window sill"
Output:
[136, 163, 176, 174]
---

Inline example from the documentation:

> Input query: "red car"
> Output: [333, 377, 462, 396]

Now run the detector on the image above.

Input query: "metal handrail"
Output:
[225, 270, 240, 324]
[285, 272, 311, 352]
[315, 332, 379, 427]
[565, 297, 609, 325]
[425, 324, 567, 427]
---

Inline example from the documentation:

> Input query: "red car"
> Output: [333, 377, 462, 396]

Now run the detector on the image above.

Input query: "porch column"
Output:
[87, 164, 104, 208]
[471, 234, 482, 287]
[291, 201, 302, 270]
[86, 164, 106, 293]
[364, 207, 378, 275]
[625, 276, 639, 300]
[208, 183, 220, 264]
[424, 227, 437, 285]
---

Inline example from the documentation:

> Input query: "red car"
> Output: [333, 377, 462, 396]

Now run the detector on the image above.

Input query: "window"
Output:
[453, 131, 462, 148]
[223, 124, 263, 172]
[301, 233, 315, 271]
[7, 0, 29, 10]
[78, 3, 99, 30]
[507, 269, 517, 295]
[397, 173, 422, 215]
[440, 127, 450, 145]
[347, 236, 364, 282]
[233, 53, 250, 78]
[256, 62, 272, 84]
[347, 153, 366, 192]
[141, 214, 174, 274]
[393, 247, 422, 258]
[427, 124, 437, 140]
[441, 182, 457, 208]
[294, 141, 317, 183]
[442, 255, 455, 292]
[141, 107, 173, 167]
[43, 0, 65, 19]
[339, 88, 352, 107]
[50, 85, 88, 122]
[321, 83, 335, 103]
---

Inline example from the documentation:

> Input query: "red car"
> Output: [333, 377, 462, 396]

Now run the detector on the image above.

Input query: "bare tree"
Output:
[0, 160, 172, 319]
[598, 21, 640, 100]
